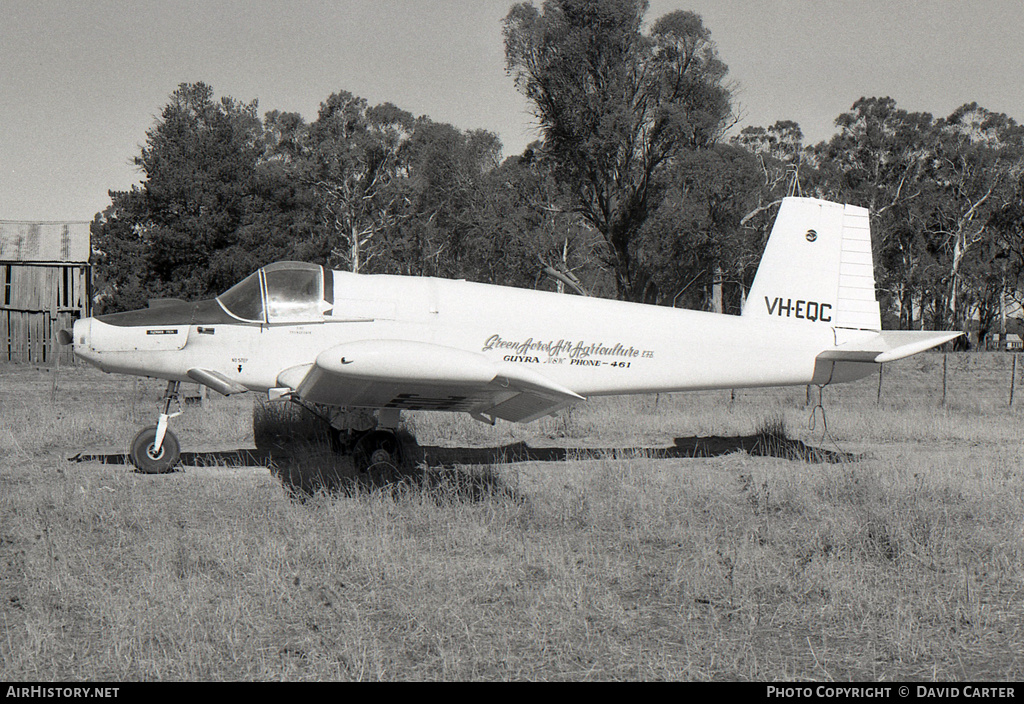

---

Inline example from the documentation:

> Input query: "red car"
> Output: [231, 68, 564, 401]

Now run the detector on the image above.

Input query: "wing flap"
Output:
[482, 362, 585, 423]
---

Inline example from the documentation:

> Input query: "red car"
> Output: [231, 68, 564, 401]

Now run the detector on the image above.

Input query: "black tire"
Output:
[352, 430, 402, 475]
[129, 426, 181, 474]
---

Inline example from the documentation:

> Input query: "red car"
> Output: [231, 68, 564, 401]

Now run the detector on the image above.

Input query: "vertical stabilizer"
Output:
[744, 197, 881, 330]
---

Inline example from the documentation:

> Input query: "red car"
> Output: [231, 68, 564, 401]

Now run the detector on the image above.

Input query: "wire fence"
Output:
[880, 351, 1022, 409]
[826, 351, 1024, 411]
[715, 351, 1024, 413]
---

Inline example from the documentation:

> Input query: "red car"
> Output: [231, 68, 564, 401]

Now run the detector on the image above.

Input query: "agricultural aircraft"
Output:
[59, 197, 960, 473]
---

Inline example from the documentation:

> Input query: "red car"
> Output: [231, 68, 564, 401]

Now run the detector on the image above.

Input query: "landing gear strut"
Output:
[129, 380, 183, 474]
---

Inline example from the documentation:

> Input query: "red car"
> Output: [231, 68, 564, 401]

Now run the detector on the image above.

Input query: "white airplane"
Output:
[59, 196, 960, 473]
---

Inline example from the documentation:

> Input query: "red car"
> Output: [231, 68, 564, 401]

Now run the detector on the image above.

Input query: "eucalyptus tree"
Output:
[929, 104, 1024, 337]
[390, 121, 504, 278]
[731, 120, 806, 197]
[295, 93, 417, 273]
[637, 143, 763, 311]
[503, 0, 734, 302]
[988, 186, 1024, 337]
[469, 145, 604, 293]
[812, 97, 939, 329]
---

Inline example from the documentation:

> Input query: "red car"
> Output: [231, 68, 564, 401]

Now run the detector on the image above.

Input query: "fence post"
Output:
[942, 353, 948, 407]
[1011, 353, 1018, 408]
[50, 342, 61, 403]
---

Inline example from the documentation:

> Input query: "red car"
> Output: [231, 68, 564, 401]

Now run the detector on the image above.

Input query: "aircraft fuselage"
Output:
[75, 270, 868, 400]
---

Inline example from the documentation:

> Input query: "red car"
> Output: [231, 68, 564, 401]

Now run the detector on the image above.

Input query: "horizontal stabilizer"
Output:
[817, 330, 963, 364]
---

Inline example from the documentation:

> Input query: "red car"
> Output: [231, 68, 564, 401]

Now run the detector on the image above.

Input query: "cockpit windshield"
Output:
[217, 261, 326, 323]
[217, 270, 264, 322]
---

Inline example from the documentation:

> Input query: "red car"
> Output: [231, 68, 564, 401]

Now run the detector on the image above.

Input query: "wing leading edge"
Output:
[275, 340, 584, 423]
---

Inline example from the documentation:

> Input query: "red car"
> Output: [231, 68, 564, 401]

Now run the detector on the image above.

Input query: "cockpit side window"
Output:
[265, 268, 320, 321]
[216, 271, 265, 323]
[263, 262, 324, 322]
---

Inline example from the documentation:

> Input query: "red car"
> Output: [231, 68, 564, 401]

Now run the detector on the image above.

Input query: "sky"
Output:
[3, 0, 1023, 222]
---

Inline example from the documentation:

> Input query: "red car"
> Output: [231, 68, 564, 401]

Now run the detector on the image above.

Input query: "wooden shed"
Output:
[1, 221, 92, 365]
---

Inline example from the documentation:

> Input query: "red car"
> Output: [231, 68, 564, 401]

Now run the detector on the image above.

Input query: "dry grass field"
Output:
[1, 353, 1023, 681]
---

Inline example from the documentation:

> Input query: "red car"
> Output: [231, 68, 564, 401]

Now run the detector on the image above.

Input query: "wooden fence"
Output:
[1, 263, 90, 365]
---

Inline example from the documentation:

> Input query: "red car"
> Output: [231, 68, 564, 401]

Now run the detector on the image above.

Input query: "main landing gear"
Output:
[319, 406, 408, 478]
[129, 380, 183, 474]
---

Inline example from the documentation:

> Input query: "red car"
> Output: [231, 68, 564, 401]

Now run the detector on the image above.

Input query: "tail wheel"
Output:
[129, 426, 181, 474]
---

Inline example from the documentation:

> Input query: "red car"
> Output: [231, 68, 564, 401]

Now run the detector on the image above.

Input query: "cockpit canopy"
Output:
[217, 261, 331, 323]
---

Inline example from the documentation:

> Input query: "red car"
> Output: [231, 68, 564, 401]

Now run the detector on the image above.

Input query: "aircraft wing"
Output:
[275, 340, 585, 423]
[817, 330, 963, 364]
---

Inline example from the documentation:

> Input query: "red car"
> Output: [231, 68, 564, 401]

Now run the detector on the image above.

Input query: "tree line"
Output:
[92, 0, 1024, 347]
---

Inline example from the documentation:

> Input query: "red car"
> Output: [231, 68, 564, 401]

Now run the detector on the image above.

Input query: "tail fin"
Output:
[744, 197, 881, 330]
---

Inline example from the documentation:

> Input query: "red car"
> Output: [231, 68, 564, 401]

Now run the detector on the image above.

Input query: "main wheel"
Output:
[352, 430, 402, 478]
[129, 426, 181, 474]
